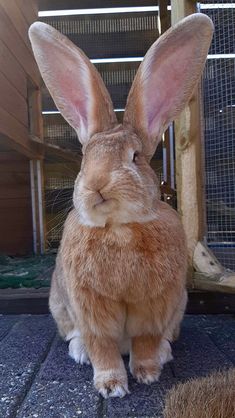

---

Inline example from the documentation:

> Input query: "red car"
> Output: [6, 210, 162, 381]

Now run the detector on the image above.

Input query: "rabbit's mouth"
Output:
[93, 192, 106, 208]
[93, 195, 118, 214]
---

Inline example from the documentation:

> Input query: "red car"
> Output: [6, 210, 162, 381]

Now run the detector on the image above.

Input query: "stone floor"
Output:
[0, 314, 235, 418]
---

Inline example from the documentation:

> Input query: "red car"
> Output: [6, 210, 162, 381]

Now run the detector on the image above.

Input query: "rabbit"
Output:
[29, 13, 213, 398]
[163, 368, 235, 418]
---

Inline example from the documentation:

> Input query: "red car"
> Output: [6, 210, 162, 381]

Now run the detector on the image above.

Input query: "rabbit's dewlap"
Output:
[29, 13, 213, 398]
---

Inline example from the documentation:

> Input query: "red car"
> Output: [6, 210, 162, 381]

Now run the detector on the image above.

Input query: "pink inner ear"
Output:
[144, 42, 196, 137]
[73, 97, 88, 126]
[55, 67, 89, 132]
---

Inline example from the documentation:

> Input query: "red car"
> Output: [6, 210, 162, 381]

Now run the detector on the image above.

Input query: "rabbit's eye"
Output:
[132, 152, 139, 163]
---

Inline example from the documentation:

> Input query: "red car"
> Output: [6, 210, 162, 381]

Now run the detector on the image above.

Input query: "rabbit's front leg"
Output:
[130, 335, 163, 384]
[84, 334, 129, 398]
[75, 288, 129, 398]
[127, 300, 172, 383]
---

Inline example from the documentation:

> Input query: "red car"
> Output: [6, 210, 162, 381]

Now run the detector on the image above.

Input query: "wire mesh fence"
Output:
[201, 1, 235, 271]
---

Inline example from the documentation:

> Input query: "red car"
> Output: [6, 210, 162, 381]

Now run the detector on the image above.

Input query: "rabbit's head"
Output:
[29, 15, 213, 227]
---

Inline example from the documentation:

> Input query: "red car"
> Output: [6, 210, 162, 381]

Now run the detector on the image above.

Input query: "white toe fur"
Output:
[94, 368, 129, 398]
[68, 334, 90, 365]
[98, 384, 129, 399]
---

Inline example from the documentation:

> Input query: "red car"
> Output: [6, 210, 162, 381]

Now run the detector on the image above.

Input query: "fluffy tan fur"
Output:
[50, 200, 187, 396]
[29, 13, 213, 397]
[163, 369, 235, 418]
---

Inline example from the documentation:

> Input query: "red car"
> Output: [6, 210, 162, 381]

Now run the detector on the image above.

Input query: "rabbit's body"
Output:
[29, 13, 213, 397]
[50, 200, 187, 396]
[51, 201, 187, 332]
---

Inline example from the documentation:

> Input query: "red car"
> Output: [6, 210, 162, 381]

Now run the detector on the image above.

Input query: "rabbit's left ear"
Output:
[29, 22, 117, 144]
[124, 14, 214, 160]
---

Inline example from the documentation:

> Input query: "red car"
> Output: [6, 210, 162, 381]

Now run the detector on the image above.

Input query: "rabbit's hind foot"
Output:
[66, 330, 90, 365]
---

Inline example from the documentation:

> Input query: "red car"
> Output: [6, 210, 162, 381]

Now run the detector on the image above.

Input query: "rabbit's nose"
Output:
[84, 172, 109, 194]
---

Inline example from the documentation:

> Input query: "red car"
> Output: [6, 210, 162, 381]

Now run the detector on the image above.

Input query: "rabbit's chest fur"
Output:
[60, 206, 187, 303]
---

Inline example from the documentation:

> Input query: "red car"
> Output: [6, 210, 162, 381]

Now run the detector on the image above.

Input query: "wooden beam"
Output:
[28, 80, 44, 142]
[158, 0, 171, 33]
[30, 160, 46, 254]
[193, 241, 235, 293]
[171, 0, 206, 284]
[0, 122, 81, 162]
[38, 0, 158, 10]
[158, 1, 172, 188]
[194, 272, 235, 294]
[0, 110, 42, 159]
[1, 288, 235, 315]
[2, 135, 42, 160]
[171, 0, 199, 22]
[193, 241, 224, 276]
[43, 143, 82, 164]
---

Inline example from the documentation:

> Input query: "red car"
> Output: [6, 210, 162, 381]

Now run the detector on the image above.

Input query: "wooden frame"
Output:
[30, 160, 46, 254]
[171, 0, 235, 292]
[1, 287, 235, 315]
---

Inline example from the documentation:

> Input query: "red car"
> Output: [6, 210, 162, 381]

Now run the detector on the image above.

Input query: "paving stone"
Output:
[0, 314, 234, 418]
[197, 315, 235, 365]
[38, 335, 94, 381]
[17, 381, 101, 418]
[0, 314, 21, 341]
[183, 314, 235, 330]
[171, 321, 233, 380]
[178, 315, 235, 366]
[0, 315, 56, 418]
[105, 379, 174, 418]
[105, 357, 175, 417]
[17, 334, 100, 418]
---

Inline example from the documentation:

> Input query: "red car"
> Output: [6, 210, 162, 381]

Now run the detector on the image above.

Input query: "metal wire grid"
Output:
[201, 2, 235, 270]
[46, 177, 75, 190]
[41, 13, 158, 59]
[44, 115, 81, 150]
[44, 15, 158, 35]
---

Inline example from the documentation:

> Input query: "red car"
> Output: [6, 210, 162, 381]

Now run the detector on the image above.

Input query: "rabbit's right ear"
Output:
[124, 14, 214, 160]
[29, 22, 117, 144]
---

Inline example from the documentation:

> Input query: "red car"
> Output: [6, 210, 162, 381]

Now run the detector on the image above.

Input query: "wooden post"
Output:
[158, 0, 171, 33]
[27, 78, 44, 144]
[171, 0, 207, 284]
[158, 0, 171, 188]
[30, 159, 46, 254]
[170, 0, 235, 292]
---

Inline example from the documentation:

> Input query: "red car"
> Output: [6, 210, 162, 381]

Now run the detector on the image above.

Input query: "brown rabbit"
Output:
[29, 14, 213, 398]
[163, 368, 235, 418]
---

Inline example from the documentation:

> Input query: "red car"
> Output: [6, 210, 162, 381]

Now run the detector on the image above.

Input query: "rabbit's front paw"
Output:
[130, 360, 161, 384]
[69, 336, 90, 365]
[94, 369, 129, 398]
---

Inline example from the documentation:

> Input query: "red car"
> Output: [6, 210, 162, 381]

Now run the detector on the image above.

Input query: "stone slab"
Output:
[0, 314, 234, 418]
[0, 315, 55, 418]
[17, 335, 100, 418]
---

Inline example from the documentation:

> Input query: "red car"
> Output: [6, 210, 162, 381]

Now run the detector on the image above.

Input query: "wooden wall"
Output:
[0, 0, 41, 156]
[0, 0, 40, 254]
[0, 151, 32, 255]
